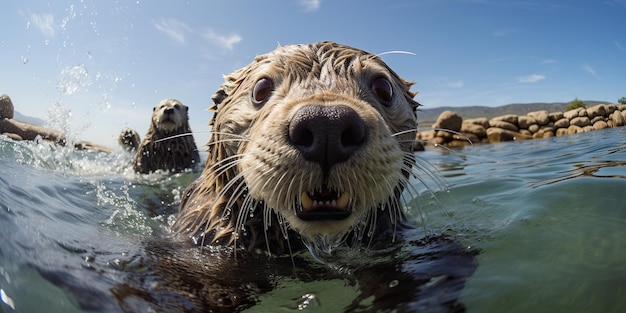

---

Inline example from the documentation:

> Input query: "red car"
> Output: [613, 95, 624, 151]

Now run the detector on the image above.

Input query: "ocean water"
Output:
[1, 127, 625, 312]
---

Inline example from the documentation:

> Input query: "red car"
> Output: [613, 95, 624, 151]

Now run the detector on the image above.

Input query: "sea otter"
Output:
[132, 99, 201, 174]
[172, 41, 420, 255]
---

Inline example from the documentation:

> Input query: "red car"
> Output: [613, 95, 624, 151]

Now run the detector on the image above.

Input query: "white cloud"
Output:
[30, 13, 55, 38]
[517, 74, 546, 83]
[582, 63, 602, 79]
[153, 18, 190, 44]
[541, 59, 557, 64]
[300, 0, 321, 12]
[200, 29, 242, 51]
[447, 80, 465, 88]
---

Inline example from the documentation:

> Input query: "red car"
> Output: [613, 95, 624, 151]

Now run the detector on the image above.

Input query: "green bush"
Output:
[565, 98, 586, 111]
[618, 97, 626, 105]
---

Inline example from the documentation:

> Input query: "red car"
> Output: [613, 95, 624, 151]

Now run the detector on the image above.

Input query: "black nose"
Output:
[288, 105, 367, 172]
[164, 107, 174, 114]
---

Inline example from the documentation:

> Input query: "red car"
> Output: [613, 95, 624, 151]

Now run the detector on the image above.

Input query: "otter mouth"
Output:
[297, 186, 351, 221]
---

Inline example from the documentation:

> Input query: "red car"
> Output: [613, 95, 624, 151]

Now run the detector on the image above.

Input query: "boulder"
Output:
[556, 128, 569, 136]
[567, 125, 584, 134]
[464, 117, 490, 129]
[563, 109, 580, 120]
[436, 129, 454, 141]
[0, 94, 14, 119]
[593, 120, 608, 130]
[590, 116, 605, 124]
[489, 119, 519, 131]
[548, 111, 563, 122]
[528, 124, 540, 133]
[486, 127, 530, 143]
[433, 110, 463, 132]
[606, 104, 618, 114]
[486, 127, 515, 143]
[461, 122, 486, 138]
[491, 114, 519, 125]
[570, 116, 591, 127]
[586, 104, 606, 119]
[527, 110, 550, 125]
[611, 111, 625, 127]
[518, 115, 537, 129]
[554, 118, 570, 128]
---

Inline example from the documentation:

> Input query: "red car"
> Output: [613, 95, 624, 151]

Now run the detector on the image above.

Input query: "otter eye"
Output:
[252, 78, 273, 105]
[372, 77, 393, 104]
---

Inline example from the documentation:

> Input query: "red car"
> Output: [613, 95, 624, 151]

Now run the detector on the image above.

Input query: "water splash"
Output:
[56, 64, 91, 95]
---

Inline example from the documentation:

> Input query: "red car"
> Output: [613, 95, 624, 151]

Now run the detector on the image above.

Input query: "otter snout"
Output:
[288, 105, 367, 172]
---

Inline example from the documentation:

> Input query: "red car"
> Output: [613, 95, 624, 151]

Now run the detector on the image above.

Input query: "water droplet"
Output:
[20, 56, 28, 64]
[389, 280, 399, 288]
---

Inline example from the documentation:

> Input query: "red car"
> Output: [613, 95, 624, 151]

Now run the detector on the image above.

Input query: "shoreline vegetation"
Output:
[416, 102, 626, 149]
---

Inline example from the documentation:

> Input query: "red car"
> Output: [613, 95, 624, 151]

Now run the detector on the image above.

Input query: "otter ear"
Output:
[210, 66, 248, 107]
[153, 106, 156, 112]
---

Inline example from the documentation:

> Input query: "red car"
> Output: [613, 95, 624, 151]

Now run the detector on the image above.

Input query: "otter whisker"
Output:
[153, 132, 196, 143]
[376, 50, 417, 57]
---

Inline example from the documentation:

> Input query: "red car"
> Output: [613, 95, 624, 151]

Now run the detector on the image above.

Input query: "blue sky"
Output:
[1, 0, 625, 148]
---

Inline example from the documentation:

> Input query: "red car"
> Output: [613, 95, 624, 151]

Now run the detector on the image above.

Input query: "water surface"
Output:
[1, 127, 625, 312]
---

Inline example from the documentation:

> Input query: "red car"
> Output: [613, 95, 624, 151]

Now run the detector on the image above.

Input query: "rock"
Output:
[436, 129, 454, 141]
[611, 111, 625, 127]
[554, 118, 570, 128]
[527, 110, 550, 125]
[590, 116, 605, 124]
[486, 127, 530, 143]
[454, 132, 479, 144]
[556, 128, 569, 136]
[583, 125, 594, 132]
[489, 119, 519, 131]
[528, 124, 540, 133]
[464, 117, 490, 129]
[567, 125, 583, 134]
[578, 108, 588, 117]
[518, 115, 537, 129]
[542, 131, 554, 138]
[431, 136, 447, 146]
[520, 129, 532, 137]
[570, 116, 591, 127]
[417, 130, 435, 142]
[563, 109, 580, 120]
[586, 104, 606, 119]
[606, 104, 618, 114]
[539, 125, 555, 134]
[486, 127, 515, 143]
[548, 112, 563, 122]
[593, 120, 608, 130]
[491, 114, 518, 125]
[461, 122, 486, 138]
[433, 110, 463, 132]
[0, 94, 14, 119]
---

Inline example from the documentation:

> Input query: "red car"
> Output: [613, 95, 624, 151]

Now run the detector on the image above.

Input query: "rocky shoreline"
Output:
[417, 103, 626, 148]
[0, 94, 112, 152]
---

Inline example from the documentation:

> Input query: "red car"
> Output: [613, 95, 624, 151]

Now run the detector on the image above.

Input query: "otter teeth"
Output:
[300, 192, 350, 211]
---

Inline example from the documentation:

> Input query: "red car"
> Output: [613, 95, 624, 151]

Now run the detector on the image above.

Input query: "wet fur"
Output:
[172, 42, 420, 255]
[132, 99, 201, 174]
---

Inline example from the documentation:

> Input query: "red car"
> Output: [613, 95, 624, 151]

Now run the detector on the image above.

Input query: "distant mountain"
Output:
[417, 100, 610, 125]
[13, 111, 45, 126]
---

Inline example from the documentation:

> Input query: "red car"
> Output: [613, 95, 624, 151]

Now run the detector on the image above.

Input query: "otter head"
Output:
[175, 42, 419, 254]
[152, 99, 189, 134]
